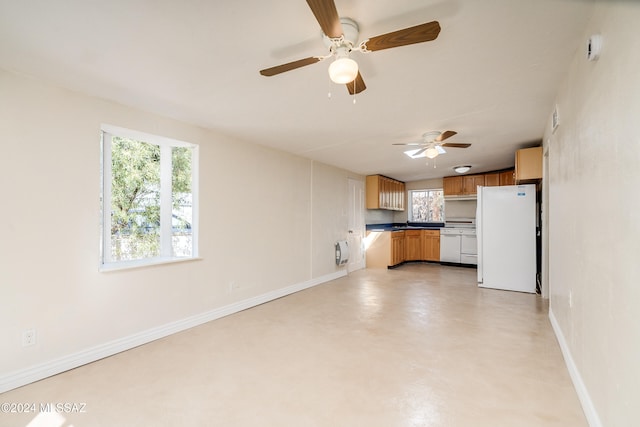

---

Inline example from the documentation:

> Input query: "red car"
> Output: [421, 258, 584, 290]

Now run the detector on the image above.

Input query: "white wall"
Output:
[0, 70, 362, 391]
[544, 2, 640, 425]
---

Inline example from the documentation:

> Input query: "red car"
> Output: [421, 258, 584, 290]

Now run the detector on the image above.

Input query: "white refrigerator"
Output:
[476, 184, 537, 293]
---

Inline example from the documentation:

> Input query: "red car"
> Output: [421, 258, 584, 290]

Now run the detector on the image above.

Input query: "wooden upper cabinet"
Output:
[366, 175, 405, 211]
[462, 174, 485, 195]
[443, 176, 463, 196]
[444, 174, 484, 196]
[444, 169, 519, 195]
[484, 173, 500, 186]
[500, 169, 515, 186]
[515, 147, 542, 182]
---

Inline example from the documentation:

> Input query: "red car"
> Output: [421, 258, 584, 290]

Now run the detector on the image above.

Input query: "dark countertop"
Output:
[366, 222, 444, 232]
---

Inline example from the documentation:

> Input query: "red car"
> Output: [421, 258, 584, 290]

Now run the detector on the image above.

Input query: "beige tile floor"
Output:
[1, 264, 587, 427]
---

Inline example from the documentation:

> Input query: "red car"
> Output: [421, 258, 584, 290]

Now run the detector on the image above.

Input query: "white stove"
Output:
[440, 218, 477, 264]
[443, 217, 476, 229]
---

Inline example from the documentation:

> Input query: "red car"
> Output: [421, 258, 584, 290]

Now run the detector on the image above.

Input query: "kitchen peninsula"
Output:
[366, 224, 442, 268]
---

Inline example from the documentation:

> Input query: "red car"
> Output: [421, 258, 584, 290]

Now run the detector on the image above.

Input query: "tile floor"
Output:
[0, 264, 587, 426]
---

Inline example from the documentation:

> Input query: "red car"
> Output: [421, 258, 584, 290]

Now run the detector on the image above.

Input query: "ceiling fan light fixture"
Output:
[328, 56, 358, 84]
[425, 147, 439, 159]
[453, 165, 472, 174]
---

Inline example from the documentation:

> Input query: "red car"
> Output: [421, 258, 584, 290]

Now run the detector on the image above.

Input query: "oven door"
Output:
[461, 234, 477, 255]
[460, 233, 477, 265]
[440, 233, 461, 263]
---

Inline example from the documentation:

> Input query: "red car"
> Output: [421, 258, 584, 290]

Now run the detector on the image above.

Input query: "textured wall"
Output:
[545, 2, 640, 425]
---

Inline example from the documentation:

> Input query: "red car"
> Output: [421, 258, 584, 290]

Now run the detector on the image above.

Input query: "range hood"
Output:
[444, 194, 477, 201]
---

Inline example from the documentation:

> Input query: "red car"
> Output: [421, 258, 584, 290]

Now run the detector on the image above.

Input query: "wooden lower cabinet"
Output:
[366, 229, 440, 268]
[421, 230, 440, 261]
[404, 230, 422, 261]
[390, 231, 405, 266]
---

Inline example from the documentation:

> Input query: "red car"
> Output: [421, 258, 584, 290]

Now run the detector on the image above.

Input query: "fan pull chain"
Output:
[353, 79, 357, 104]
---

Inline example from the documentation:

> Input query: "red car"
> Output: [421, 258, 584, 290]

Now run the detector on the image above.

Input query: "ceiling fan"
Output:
[259, 0, 441, 94]
[393, 131, 471, 159]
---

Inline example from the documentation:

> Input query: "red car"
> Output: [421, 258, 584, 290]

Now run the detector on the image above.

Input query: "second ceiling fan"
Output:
[259, 0, 441, 94]
[393, 131, 472, 159]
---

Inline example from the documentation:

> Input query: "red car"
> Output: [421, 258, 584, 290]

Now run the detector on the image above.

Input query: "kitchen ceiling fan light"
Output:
[329, 56, 358, 84]
[425, 147, 439, 159]
[453, 165, 472, 174]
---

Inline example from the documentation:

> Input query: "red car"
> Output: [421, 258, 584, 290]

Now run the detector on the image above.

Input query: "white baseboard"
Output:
[0, 270, 346, 394]
[548, 308, 602, 427]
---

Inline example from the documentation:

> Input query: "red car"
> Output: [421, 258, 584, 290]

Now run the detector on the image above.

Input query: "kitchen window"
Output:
[408, 189, 444, 222]
[100, 124, 199, 270]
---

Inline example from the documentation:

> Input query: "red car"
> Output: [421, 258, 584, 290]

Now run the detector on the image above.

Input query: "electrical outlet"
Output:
[22, 329, 37, 347]
[228, 281, 240, 292]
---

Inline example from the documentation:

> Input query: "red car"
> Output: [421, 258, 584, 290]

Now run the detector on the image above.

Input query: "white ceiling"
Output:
[0, 0, 595, 182]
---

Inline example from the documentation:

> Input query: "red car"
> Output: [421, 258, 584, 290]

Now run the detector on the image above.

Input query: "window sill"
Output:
[100, 256, 202, 272]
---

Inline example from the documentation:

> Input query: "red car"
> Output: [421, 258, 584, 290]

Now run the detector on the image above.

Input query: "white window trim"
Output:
[100, 124, 199, 271]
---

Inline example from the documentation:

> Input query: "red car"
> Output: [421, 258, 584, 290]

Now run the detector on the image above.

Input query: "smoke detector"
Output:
[587, 34, 602, 61]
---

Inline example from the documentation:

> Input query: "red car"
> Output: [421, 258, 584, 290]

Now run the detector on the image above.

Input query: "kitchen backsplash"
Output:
[365, 208, 396, 224]
[445, 199, 477, 219]
[366, 195, 477, 224]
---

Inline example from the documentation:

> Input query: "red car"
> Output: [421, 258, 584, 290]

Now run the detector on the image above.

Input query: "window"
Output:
[100, 125, 198, 270]
[408, 189, 444, 222]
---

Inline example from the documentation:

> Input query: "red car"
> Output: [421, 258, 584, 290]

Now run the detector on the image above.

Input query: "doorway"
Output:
[347, 178, 366, 272]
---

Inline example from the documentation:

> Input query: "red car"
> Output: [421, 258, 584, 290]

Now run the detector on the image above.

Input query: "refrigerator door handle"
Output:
[476, 186, 483, 284]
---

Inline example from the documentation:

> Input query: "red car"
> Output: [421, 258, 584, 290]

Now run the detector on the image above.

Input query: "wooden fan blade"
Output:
[306, 0, 342, 38]
[435, 130, 457, 142]
[392, 141, 424, 146]
[346, 71, 366, 94]
[260, 57, 322, 76]
[363, 21, 441, 52]
[441, 142, 472, 148]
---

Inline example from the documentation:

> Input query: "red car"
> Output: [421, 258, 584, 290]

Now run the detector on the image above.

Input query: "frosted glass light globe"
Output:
[329, 57, 358, 84]
[425, 147, 439, 159]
